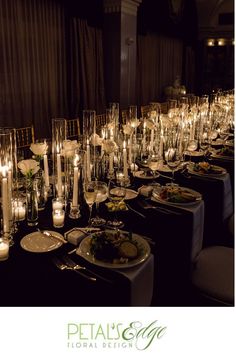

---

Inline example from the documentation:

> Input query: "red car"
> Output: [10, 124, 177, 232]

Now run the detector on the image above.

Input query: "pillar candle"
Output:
[72, 166, 79, 207]
[1, 171, 9, 234]
[7, 169, 12, 222]
[52, 198, 64, 210]
[86, 140, 91, 181]
[56, 153, 62, 197]
[43, 154, 50, 188]
[0, 238, 9, 261]
[14, 205, 26, 221]
[109, 152, 114, 175]
[52, 209, 65, 228]
[159, 135, 163, 158]
[123, 142, 128, 180]
[128, 137, 132, 165]
[142, 121, 146, 151]
[150, 129, 154, 152]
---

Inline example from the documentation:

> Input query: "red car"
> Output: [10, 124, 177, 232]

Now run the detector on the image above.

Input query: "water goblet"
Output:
[90, 181, 108, 227]
[165, 147, 182, 187]
[186, 139, 198, 164]
[199, 132, 211, 160]
[83, 180, 98, 227]
[147, 153, 161, 179]
[106, 179, 126, 229]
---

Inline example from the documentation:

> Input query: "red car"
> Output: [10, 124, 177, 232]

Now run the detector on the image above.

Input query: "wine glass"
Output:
[147, 153, 161, 179]
[165, 147, 182, 186]
[199, 131, 211, 160]
[90, 181, 108, 227]
[186, 139, 198, 164]
[83, 180, 97, 228]
[163, 123, 182, 186]
[107, 179, 126, 229]
[167, 99, 178, 119]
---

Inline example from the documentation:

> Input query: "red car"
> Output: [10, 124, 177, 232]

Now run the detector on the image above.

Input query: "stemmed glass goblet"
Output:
[90, 181, 108, 227]
[83, 180, 98, 228]
[199, 131, 211, 160]
[165, 147, 182, 187]
[147, 153, 161, 180]
[107, 179, 126, 229]
[186, 139, 198, 164]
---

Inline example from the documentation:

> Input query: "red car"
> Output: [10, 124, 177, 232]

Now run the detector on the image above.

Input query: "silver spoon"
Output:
[37, 228, 67, 244]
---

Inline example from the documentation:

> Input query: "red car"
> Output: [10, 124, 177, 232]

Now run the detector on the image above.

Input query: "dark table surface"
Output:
[1, 154, 234, 307]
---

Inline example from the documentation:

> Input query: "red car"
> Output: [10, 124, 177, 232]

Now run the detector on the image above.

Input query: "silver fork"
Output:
[52, 257, 96, 282]
[62, 255, 112, 284]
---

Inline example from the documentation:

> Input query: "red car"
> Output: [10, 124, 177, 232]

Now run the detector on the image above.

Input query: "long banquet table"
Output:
[0, 157, 234, 307]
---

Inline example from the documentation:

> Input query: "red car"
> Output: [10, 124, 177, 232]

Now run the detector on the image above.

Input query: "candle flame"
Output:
[0, 165, 8, 177]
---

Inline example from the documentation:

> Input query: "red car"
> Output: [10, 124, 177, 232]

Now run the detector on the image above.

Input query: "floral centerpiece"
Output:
[30, 141, 48, 162]
[61, 139, 80, 158]
[18, 159, 40, 181]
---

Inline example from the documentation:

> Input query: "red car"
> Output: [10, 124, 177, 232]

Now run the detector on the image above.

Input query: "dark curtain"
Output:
[136, 33, 183, 105]
[69, 18, 106, 118]
[0, 0, 105, 139]
[184, 45, 196, 94]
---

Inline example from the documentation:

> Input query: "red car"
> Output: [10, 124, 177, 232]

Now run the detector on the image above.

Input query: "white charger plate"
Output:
[184, 151, 204, 157]
[20, 230, 64, 253]
[157, 164, 182, 173]
[133, 170, 157, 179]
[211, 152, 234, 160]
[125, 189, 138, 200]
[152, 186, 202, 206]
[76, 233, 150, 269]
[187, 164, 227, 177]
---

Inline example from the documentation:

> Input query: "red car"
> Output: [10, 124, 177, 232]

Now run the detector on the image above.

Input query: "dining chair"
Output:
[15, 125, 35, 149]
[121, 109, 128, 124]
[160, 102, 168, 114]
[192, 245, 234, 306]
[66, 118, 80, 140]
[140, 104, 151, 119]
[95, 114, 107, 133]
[15, 125, 35, 159]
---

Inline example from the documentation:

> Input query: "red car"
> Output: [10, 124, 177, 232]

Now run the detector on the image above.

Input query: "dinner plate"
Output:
[125, 189, 139, 200]
[184, 151, 204, 157]
[224, 140, 234, 147]
[20, 230, 64, 253]
[133, 170, 157, 179]
[211, 139, 224, 147]
[187, 164, 227, 177]
[211, 152, 234, 160]
[157, 164, 182, 173]
[76, 233, 150, 269]
[152, 186, 202, 206]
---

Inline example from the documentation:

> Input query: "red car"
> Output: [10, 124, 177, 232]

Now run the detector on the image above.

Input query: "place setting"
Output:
[76, 228, 151, 269]
[151, 184, 202, 207]
[186, 161, 227, 179]
[210, 146, 234, 161]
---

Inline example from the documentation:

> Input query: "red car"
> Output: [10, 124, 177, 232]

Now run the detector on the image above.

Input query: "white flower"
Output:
[107, 122, 115, 130]
[30, 142, 48, 156]
[102, 139, 117, 154]
[145, 119, 155, 130]
[18, 159, 40, 177]
[90, 133, 103, 146]
[123, 124, 133, 135]
[61, 140, 80, 157]
[150, 110, 157, 120]
[130, 119, 140, 128]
